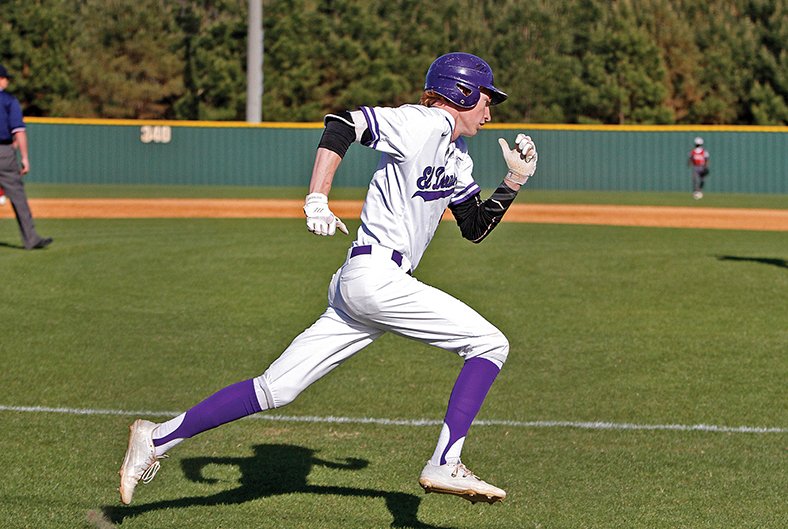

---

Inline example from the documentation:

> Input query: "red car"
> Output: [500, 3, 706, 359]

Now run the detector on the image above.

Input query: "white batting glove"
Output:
[303, 192, 349, 236]
[498, 134, 538, 185]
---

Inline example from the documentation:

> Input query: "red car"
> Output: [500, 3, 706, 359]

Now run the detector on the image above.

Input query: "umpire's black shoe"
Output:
[29, 237, 53, 250]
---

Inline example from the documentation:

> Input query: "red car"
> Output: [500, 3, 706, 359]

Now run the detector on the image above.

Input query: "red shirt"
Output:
[689, 147, 709, 166]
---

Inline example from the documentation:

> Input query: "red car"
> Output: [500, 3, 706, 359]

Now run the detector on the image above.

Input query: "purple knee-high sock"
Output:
[153, 379, 262, 452]
[430, 357, 500, 465]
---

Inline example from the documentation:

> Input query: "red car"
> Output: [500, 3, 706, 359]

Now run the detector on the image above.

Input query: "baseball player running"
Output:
[119, 52, 538, 507]
[688, 136, 710, 199]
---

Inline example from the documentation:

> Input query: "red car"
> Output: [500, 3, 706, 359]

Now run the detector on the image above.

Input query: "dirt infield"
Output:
[3, 198, 787, 231]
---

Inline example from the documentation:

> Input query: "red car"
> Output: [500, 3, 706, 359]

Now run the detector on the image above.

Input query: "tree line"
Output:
[1, 0, 785, 124]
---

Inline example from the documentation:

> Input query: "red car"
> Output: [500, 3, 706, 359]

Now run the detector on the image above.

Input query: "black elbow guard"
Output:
[318, 111, 356, 158]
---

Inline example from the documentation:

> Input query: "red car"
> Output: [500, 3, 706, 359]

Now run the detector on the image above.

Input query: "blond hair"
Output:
[419, 90, 447, 107]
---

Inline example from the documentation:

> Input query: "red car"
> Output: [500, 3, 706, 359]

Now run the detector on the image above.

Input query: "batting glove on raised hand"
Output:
[304, 192, 349, 236]
[498, 134, 538, 185]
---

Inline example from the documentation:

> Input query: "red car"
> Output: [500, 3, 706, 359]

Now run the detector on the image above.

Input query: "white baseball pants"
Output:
[254, 245, 509, 409]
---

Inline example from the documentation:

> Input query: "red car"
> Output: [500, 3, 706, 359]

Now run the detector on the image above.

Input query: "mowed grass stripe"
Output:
[1, 405, 784, 434]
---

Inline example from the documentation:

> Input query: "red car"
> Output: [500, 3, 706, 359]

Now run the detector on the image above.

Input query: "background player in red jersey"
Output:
[688, 137, 710, 200]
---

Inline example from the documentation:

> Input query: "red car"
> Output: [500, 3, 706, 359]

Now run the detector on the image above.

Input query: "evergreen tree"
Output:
[1, 0, 783, 124]
[742, 0, 788, 124]
[0, 0, 77, 116]
[572, 1, 672, 123]
[70, 0, 184, 118]
[183, 0, 247, 121]
[632, 0, 703, 123]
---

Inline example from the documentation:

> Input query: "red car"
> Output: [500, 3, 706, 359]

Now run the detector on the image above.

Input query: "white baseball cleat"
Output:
[693, 191, 703, 200]
[418, 460, 506, 504]
[0, 195, 6, 206]
[119, 419, 162, 505]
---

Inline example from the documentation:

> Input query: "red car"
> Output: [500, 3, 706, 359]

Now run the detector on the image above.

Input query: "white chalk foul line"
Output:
[0, 404, 785, 434]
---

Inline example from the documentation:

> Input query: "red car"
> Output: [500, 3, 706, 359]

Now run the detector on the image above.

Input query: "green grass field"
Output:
[0, 190, 786, 528]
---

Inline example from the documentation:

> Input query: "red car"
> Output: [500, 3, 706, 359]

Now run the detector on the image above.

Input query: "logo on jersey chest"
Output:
[412, 165, 456, 201]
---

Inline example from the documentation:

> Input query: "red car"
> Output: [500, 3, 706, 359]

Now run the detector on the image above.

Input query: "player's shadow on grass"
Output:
[102, 443, 452, 529]
[717, 255, 788, 269]
[0, 241, 25, 250]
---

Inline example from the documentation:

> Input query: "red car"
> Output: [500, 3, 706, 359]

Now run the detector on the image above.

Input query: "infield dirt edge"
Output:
[4, 198, 787, 231]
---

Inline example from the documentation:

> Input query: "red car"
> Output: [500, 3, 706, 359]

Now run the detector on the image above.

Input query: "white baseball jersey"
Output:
[349, 104, 481, 270]
[258, 246, 508, 407]
[257, 103, 509, 410]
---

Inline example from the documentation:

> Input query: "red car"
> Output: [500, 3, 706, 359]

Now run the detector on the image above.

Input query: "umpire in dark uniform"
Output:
[0, 64, 52, 249]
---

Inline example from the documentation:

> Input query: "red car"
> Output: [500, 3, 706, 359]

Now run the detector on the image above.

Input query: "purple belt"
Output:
[350, 245, 411, 274]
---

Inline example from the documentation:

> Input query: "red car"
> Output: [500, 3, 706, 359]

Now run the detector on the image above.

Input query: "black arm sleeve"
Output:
[448, 183, 519, 243]
[317, 111, 356, 158]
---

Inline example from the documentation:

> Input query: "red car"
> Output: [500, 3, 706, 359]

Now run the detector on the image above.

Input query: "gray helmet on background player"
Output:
[424, 52, 508, 108]
[694, 136, 704, 146]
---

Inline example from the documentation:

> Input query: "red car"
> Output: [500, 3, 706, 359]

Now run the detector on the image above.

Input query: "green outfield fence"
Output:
[25, 118, 788, 194]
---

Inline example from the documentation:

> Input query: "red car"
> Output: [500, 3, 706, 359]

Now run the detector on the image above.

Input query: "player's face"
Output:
[456, 92, 492, 138]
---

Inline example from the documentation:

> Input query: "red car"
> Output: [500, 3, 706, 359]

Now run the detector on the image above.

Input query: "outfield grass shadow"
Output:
[102, 443, 452, 529]
[717, 255, 788, 269]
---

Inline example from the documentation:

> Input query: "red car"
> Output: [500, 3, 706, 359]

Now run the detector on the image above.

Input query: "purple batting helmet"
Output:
[424, 52, 508, 108]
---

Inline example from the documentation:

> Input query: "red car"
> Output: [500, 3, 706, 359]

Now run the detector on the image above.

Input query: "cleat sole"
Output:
[418, 479, 504, 504]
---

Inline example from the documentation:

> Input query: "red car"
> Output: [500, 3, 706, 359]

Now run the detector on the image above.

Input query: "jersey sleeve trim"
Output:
[359, 106, 380, 148]
[450, 182, 481, 205]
